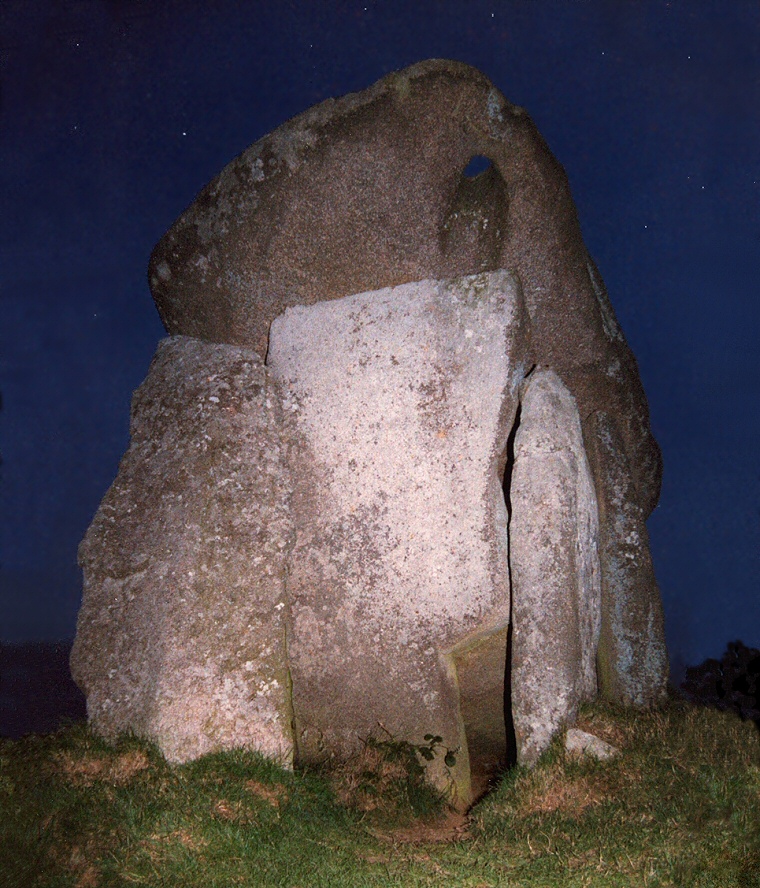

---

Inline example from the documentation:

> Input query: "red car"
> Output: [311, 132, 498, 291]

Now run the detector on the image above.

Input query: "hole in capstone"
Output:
[462, 155, 493, 178]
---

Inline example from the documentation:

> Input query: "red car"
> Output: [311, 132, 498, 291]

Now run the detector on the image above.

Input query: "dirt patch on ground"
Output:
[53, 749, 151, 786]
[244, 778, 290, 808]
[210, 797, 258, 824]
[516, 762, 609, 819]
[369, 809, 472, 844]
[330, 740, 417, 812]
[140, 828, 209, 865]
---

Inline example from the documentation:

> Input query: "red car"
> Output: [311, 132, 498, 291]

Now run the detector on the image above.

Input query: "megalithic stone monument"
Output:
[71, 59, 668, 810]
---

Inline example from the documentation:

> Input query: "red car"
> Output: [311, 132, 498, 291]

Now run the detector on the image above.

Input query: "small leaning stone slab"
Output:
[565, 728, 620, 761]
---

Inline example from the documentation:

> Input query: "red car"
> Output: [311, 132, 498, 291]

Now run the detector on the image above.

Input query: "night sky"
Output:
[1, 1, 758, 681]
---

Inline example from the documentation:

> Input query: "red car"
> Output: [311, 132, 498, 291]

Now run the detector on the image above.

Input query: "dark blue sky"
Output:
[1, 1, 758, 678]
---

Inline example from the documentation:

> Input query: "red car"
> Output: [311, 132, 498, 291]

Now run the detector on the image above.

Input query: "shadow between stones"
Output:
[503, 402, 520, 776]
[451, 405, 521, 805]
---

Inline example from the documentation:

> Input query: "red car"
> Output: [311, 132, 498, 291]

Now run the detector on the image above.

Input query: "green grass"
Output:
[1, 692, 758, 887]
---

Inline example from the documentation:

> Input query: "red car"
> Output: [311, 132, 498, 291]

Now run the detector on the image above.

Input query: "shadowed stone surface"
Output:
[585, 410, 668, 705]
[510, 369, 601, 766]
[267, 270, 531, 807]
[70, 337, 295, 765]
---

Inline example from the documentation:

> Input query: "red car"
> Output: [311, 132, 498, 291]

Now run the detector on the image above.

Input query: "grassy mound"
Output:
[1, 693, 758, 887]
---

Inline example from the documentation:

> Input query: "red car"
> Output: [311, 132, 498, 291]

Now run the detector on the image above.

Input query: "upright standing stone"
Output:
[267, 270, 531, 807]
[585, 410, 668, 705]
[70, 337, 295, 765]
[510, 369, 602, 766]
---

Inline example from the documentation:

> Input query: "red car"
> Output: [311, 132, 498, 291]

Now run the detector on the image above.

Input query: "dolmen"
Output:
[71, 60, 668, 809]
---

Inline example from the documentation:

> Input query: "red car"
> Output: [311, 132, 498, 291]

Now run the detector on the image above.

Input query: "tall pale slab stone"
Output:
[585, 411, 669, 705]
[509, 369, 601, 766]
[267, 270, 531, 808]
[70, 336, 295, 765]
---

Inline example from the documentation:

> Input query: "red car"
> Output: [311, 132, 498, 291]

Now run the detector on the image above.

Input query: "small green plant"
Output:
[326, 728, 456, 822]
[418, 732, 458, 769]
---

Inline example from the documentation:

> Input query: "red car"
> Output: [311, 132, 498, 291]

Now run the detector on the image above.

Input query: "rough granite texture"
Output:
[148, 58, 661, 522]
[73, 59, 670, 798]
[267, 271, 531, 806]
[585, 410, 669, 705]
[509, 369, 602, 766]
[147, 59, 667, 708]
[565, 728, 619, 761]
[70, 337, 295, 765]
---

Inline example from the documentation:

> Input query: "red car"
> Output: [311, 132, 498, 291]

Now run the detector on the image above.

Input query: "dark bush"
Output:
[680, 640, 760, 728]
